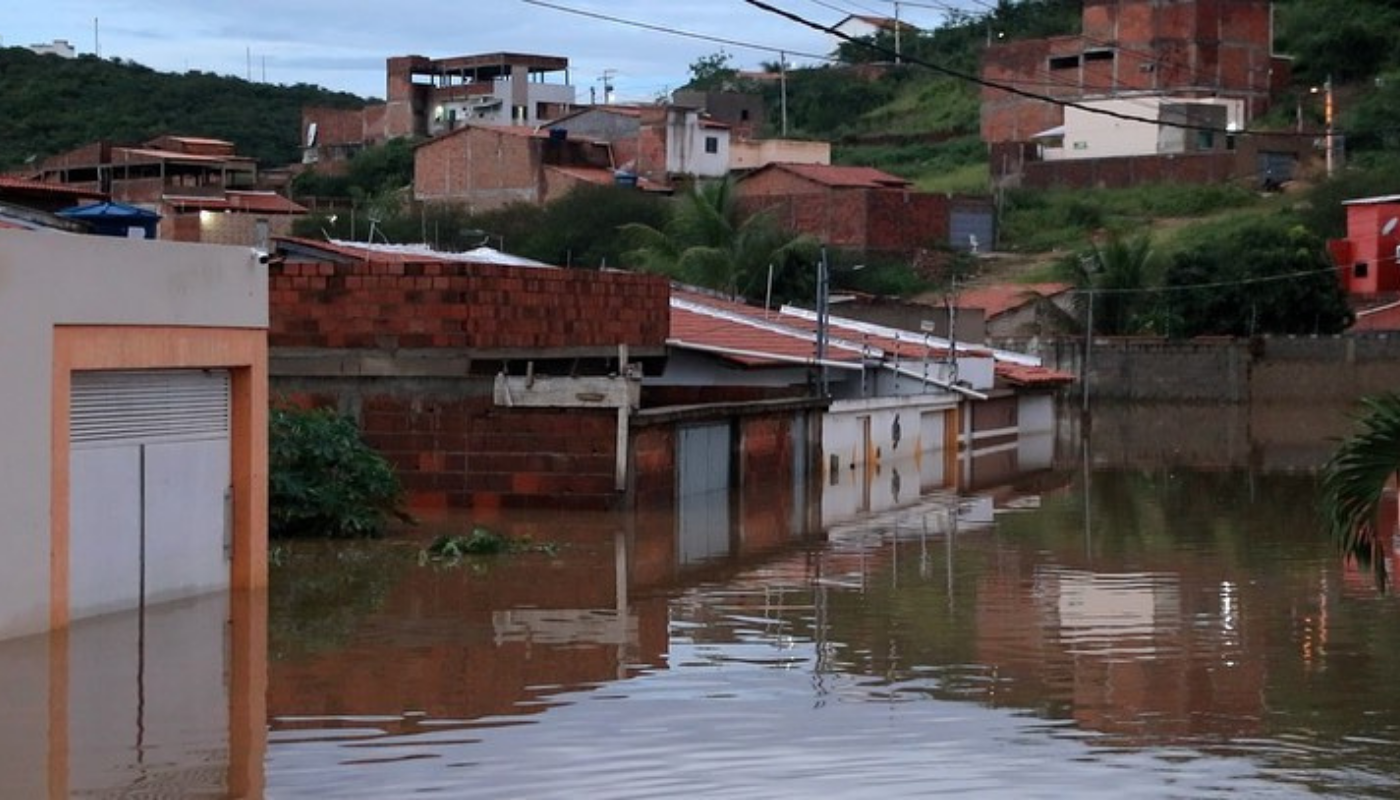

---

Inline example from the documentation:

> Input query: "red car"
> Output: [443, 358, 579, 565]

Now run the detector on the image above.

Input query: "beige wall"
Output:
[730, 139, 831, 171]
[0, 230, 267, 640]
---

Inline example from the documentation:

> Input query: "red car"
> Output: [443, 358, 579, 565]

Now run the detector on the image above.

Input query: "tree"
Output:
[1160, 219, 1353, 338]
[620, 177, 819, 300]
[684, 51, 740, 92]
[1057, 233, 1156, 335]
[1320, 394, 1400, 570]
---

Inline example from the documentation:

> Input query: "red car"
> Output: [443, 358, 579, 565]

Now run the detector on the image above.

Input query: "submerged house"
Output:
[268, 237, 1069, 535]
[656, 290, 1072, 523]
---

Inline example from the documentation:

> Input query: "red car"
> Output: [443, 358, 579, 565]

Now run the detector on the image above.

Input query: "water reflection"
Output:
[0, 590, 266, 799]
[13, 407, 1400, 796]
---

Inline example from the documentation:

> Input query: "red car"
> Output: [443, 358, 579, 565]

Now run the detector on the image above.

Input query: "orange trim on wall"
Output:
[49, 325, 268, 631]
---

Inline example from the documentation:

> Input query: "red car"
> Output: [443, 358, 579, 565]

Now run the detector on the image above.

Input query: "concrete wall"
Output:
[730, 139, 831, 170]
[1013, 334, 1400, 405]
[0, 230, 267, 640]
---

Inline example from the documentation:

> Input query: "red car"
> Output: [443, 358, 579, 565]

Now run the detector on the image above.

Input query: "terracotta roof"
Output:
[545, 165, 617, 186]
[0, 176, 106, 200]
[995, 362, 1075, 387]
[115, 147, 254, 165]
[1352, 300, 1400, 331]
[161, 136, 235, 147]
[750, 163, 912, 189]
[164, 191, 306, 214]
[956, 283, 1073, 319]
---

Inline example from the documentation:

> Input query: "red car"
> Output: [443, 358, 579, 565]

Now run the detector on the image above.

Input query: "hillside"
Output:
[743, 0, 1400, 195]
[0, 48, 366, 170]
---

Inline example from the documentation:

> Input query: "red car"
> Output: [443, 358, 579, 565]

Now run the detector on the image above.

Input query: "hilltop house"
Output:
[981, 0, 1313, 189]
[735, 163, 994, 256]
[412, 124, 622, 211]
[546, 105, 731, 186]
[302, 52, 575, 170]
[30, 135, 304, 247]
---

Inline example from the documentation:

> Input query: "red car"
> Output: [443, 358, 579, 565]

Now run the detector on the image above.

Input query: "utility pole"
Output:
[599, 69, 616, 105]
[779, 50, 789, 137]
[894, 2, 902, 65]
[1324, 74, 1335, 179]
[816, 247, 830, 397]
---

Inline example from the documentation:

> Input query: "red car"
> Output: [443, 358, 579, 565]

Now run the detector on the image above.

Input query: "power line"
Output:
[521, 0, 840, 63]
[743, 0, 1302, 138]
[1069, 264, 1342, 296]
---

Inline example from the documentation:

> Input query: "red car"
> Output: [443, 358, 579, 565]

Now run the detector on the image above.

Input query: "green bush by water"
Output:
[269, 405, 407, 538]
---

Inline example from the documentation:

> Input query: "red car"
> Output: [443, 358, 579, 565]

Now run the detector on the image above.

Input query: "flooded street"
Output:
[7, 404, 1400, 797]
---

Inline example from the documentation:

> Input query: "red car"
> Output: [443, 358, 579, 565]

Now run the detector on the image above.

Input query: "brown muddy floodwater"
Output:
[5, 402, 1400, 798]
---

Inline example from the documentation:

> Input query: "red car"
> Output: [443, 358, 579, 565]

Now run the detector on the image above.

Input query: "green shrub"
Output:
[269, 405, 407, 538]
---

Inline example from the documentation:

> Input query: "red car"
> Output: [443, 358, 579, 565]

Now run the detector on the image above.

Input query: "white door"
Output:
[69, 369, 232, 619]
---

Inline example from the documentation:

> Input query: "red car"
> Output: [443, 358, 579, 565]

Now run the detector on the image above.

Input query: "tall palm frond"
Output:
[1320, 393, 1400, 567]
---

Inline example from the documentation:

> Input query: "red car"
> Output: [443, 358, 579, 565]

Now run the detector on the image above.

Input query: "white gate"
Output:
[69, 369, 232, 619]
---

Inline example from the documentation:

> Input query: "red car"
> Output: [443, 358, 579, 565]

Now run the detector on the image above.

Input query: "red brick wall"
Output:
[414, 127, 543, 209]
[983, 0, 1278, 144]
[304, 106, 376, 148]
[867, 191, 948, 252]
[284, 389, 624, 511]
[635, 107, 669, 185]
[739, 181, 948, 254]
[269, 257, 670, 350]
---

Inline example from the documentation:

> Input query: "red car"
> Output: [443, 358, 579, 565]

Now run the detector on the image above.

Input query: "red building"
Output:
[735, 163, 972, 257]
[412, 125, 617, 211]
[1329, 195, 1400, 297]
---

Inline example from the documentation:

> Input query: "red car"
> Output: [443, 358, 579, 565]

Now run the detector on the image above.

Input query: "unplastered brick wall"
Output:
[283, 388, 623, 511]
[269, 258, 670, 349]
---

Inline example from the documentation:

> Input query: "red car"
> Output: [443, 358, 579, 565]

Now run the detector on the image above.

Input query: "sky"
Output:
[1, 0, 988, 102]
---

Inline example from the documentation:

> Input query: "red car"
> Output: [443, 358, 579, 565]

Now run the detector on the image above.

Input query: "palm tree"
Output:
[1059, 233, 1156, 335]
[621, 177, 818, 300]
[1320, 393, 1400, 570]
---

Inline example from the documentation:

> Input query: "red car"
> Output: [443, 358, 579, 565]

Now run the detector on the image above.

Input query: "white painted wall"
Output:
[1056, 96, 1244, 160]
[667, 109, 730, 178]
[1062, 98, 1165, 159]
[0, 230, 266, 640]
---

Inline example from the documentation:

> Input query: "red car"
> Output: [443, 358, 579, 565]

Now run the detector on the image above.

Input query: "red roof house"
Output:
[735, 163, 965, 257]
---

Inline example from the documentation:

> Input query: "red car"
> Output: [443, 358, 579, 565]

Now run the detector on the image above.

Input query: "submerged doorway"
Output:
[68, 369, 233, 619]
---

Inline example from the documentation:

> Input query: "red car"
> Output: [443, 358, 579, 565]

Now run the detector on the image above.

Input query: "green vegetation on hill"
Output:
[0, 47, 365, 169]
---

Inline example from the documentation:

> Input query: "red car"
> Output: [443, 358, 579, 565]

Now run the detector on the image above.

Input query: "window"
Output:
[1048, 55, 1080, 70]
[740, 109, 750, 121]
[705, 136, 719, 154]
[1356, 262, 1370, 279]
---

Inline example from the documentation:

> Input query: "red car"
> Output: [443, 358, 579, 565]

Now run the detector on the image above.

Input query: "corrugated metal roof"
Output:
[273, 235, 556, 268]
[671, 290, 1073, 388]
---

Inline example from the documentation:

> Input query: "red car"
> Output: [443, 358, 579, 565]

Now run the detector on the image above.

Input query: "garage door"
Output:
[69, 369, 232, 619]
[677, 423, 731, 565]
